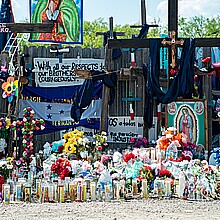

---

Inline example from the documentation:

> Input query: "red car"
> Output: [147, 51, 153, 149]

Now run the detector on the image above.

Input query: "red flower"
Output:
[202, 57, 211, 63]
[170, 67, 178, 75]
[58, 145, 64, 153]
[143, 165, 152, 171]
[50, 158, 71, 179]
[124, 153, 135, 163]
[0, 175, 4, 184]
[159, 169, 172, 178]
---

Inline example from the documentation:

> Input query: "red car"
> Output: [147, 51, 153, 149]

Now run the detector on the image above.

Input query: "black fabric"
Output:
[108, 71, 117, 105]
[144, 38, 195, 128]
[71, 80, 94, 122]
[103, 31, 122, 60]
[71, 71, 117, 122]
[137, 24, 150, 39]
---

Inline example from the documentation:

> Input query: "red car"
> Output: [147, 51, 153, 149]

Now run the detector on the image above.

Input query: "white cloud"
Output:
[156, 0, 220, 25]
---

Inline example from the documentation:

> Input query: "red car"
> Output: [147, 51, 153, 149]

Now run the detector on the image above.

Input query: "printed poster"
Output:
[167, 101, 206, 148]
[30, 0, 83, 44]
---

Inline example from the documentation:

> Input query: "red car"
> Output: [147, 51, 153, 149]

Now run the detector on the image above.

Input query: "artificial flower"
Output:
[2, 76, 18, 102]
[130, 135, 147, 148]
[124, 152, 135, 163]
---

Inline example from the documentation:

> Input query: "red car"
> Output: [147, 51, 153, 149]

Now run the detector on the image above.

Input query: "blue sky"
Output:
[12, 0, 220, 25]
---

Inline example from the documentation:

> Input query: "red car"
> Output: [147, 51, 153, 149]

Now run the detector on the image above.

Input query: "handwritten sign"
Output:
[33, 58, 105, 87]
[75, 117, 144, 143]
[0, 23, 10, 33]
[71, 117, 158, 144]
[108, 117, 144, 143]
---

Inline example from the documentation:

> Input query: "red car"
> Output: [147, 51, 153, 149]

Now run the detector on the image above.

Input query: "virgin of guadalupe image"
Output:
[178, 107, 196, 143]
[31, 0, 80, 43]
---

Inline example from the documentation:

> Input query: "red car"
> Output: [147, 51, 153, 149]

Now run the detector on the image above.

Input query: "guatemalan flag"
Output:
[19, 82, 103, 134]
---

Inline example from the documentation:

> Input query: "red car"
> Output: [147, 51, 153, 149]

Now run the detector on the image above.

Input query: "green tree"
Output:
[83, 18, 108, 48]
[178, 15, 220, 38]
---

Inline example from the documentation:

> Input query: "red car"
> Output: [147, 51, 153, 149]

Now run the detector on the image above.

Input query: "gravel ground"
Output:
[1, 199, 220, 220]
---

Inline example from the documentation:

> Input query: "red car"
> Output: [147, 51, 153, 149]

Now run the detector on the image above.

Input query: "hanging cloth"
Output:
[144, 38, 195, 128]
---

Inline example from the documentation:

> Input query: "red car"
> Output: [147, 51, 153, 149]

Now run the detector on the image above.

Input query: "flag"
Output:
[18, 99, 102, 133]
[20, 82, 103, 133]
[0, 0, 14, 51]
[19, 99, 102, 122]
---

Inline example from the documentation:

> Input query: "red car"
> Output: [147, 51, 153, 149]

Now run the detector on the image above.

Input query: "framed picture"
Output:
[167, 100, 206, 149]
[29, 0, 83, 44]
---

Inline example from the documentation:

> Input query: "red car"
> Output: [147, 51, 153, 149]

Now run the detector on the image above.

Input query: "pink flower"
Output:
[101, 155, 110, 164]
[130, 138, 135, 143]
[143, 138, 147, 144]
[97, 146, 102, 151]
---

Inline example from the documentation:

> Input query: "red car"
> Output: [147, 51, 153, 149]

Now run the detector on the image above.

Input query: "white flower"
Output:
[166, 133, 173, 139]
[7, 164, 13, 169]
[78, 138, 83, 145]
[101, 131, 107, 136]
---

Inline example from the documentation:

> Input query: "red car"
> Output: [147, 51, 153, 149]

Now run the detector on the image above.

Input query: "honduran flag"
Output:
[19, 82, 103, 134]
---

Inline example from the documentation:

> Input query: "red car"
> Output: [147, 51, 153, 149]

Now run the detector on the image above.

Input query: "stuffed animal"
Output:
[51, 139, 65, 153]
[43, 142, 52, 158]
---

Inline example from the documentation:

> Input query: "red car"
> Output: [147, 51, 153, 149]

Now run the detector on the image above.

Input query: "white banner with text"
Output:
[33, 58, 105, 87]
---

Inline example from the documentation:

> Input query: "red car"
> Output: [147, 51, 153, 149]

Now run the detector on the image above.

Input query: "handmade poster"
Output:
[167, 101, 206, 148]
[33, 58, 105, 87]
[30, 0, 83, 44]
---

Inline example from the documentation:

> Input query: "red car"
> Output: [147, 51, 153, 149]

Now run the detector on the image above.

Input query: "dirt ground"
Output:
[1, 199, 220, 220]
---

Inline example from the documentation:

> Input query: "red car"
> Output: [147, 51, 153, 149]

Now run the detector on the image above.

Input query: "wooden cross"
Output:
[50, 43, 70, 63]
[107, 0, 220, 54]
[130, 0, 158, 38]
[107, 0, 220, 154]
[161, 30, 184, 68]
[96, 17, 125, 47]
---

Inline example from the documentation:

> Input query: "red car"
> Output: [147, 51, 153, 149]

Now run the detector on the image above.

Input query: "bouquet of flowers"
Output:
[130, 135, 147, 148]
[181, 141, 198, 160]
[138, 165, 154, 186]
[159, 169, 172, 178]
[101, 154, 112, 167]
[63, 129, 89, 156]
[93, 131, 108, 152]
[0, 118, 10, 131]
[50, 157, 71, 179]
[124, 152, 135, 163]
[0, 160, 13, 181]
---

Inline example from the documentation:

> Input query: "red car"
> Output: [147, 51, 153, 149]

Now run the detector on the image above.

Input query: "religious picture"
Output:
[178, 107, 194, 142]
[167, 102, 177, 115]
[30, 0, 83, 44]
[194, 101, 204, 115]
[168, 101, 206, 148]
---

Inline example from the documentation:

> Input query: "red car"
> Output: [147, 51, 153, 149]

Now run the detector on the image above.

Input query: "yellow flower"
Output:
[64, 133, 69, 139]
[5, 118, 11, 129]
[72, 129, 79, 134]
[6, 157, 12, 162]
[65, 143, 76, 154]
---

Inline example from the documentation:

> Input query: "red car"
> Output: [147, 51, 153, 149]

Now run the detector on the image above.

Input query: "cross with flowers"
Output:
[10, 107, 45, 163]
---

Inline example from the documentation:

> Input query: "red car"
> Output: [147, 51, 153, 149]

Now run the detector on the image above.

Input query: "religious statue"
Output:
[31, 0, 80, 43]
